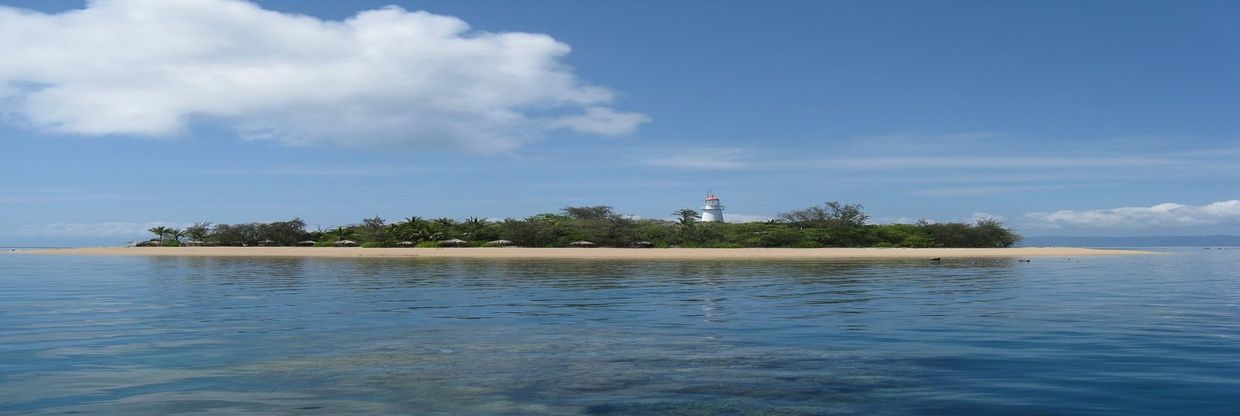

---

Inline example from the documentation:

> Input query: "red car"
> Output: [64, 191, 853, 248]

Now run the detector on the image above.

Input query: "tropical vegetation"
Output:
[142, 202, 1021, 248]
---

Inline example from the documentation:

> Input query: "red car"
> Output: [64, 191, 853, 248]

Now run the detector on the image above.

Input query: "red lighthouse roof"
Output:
[705, 195, 719, 200]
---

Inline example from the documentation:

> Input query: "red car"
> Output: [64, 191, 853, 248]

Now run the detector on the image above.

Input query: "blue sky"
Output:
[1, 0, 1238, 246]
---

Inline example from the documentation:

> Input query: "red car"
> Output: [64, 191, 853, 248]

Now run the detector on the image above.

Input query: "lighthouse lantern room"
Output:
[701, 193, 725, 223]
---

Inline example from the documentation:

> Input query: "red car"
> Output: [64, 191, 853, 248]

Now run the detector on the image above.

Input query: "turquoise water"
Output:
[2, 250, 1238, 415]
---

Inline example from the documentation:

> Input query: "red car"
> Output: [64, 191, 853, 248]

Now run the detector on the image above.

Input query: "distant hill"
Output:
[1021, 235, 1240, 247]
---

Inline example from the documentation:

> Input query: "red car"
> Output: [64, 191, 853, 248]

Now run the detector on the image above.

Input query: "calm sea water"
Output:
[2, 249, 1238, 415]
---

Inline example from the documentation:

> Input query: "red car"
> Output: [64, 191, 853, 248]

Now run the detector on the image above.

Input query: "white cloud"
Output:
[646, 149, 751, 170]
[545, 107, 651, 136]
[181, 165, 425, 177]
[912, 184, 1087, 197]
[724, 213, 772, 223]
[0, 0, 646, 152]
[16, 221, 189, 237]
[1024, 200, 1240, 229]
[0, 188, 151, 204]
[816, 156, 1173, 170]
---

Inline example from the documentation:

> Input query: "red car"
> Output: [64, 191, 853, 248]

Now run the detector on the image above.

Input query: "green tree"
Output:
[562, 206, 615, 221]
[392, 217, 430, 242]
[258, 218, 308, 245]
[777, 201, 869, 227]
[185, 222, 212, 242]
[673, 209, 699, 226]
[147, 226, 170, 242]
[361, 216, 387, 243]
[328, 226, 358, 242]
[154, 200, 1022, 249]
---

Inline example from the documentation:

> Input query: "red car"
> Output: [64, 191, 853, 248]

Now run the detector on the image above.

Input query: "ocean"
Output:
[2, 249, 1237, 415]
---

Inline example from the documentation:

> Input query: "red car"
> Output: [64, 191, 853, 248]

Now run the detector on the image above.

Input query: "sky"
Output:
[1, 0, 1238, 246]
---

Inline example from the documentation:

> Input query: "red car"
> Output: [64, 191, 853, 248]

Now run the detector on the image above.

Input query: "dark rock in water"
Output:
[929, 257, 942, 261]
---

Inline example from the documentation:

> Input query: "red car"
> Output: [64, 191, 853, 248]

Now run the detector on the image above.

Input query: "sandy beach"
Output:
[22, 246, 1153, 260]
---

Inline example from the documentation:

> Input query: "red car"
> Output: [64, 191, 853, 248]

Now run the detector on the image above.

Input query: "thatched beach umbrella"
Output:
[483, 239, 513, 247]
[630, 241, 654, 248]
[396, 241, 416, 247]
[258, 239, 277, 247]
[439, 238, 468, 247]
[334, 239, 358, 247]
[296, 240, 317, 247]
[568, 241, 597, 248]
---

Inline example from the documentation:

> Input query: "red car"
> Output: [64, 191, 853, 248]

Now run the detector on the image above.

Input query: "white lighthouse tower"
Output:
[701, 193, 725, 223]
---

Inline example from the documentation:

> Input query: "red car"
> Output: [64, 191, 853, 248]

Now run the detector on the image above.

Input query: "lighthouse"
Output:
[701, 193, 725, 223]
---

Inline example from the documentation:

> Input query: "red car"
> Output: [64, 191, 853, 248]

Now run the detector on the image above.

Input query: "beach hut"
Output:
[439, 238, 468, 247]
[630, 241, 654, 248]
[295, 240, 317, 247]
[568, 241, 597, 248]
[396, 241, 416, 247]
[258, 239, 277, 247]
[184, 240, 206, 247]
[483, 239, 514, 247]
[334, 239, 358, 247]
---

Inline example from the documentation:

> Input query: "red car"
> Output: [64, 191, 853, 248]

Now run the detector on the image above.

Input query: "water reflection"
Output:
[5, 253, 1233, 415]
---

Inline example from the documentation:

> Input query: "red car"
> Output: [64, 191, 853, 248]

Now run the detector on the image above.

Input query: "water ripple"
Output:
[1, 251, 1238, 414]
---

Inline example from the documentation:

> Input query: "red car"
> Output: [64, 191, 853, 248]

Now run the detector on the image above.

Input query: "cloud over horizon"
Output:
[0, 0, 647, 152]
[15, 221, 190, 238]
[1023, 200, 1240, 229]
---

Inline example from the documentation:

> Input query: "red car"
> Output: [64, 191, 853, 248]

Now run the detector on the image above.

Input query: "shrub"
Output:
[899, 235, 935, 248]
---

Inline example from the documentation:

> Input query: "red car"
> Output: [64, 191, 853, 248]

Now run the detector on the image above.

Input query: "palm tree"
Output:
[673, 209, 699, 226]
[397, 225, 438, 243]
[167, 228, 185, 243]
[394, 217, 436, 243]
[148, 226, 171, 242]
[430, 217, 458, 238]
[463, 217, 487, 232]
[185, 222, 211, 242]
[329, 226, 357, 242]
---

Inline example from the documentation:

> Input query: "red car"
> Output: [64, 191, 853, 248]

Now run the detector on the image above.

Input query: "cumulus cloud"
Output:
[0, 0, 646, 151]
[1024, 200, 1240, 229]
[16, 221, 189, 237]
[646, 149, 751, 170]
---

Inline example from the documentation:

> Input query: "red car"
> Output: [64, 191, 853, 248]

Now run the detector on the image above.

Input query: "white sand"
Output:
[24, 246, 1153, 260]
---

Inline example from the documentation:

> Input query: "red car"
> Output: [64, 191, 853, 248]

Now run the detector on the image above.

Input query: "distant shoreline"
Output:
[21, 247, 1155, 260]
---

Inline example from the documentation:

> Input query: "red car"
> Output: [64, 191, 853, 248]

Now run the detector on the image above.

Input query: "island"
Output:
[23, 202, 1152, 259]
